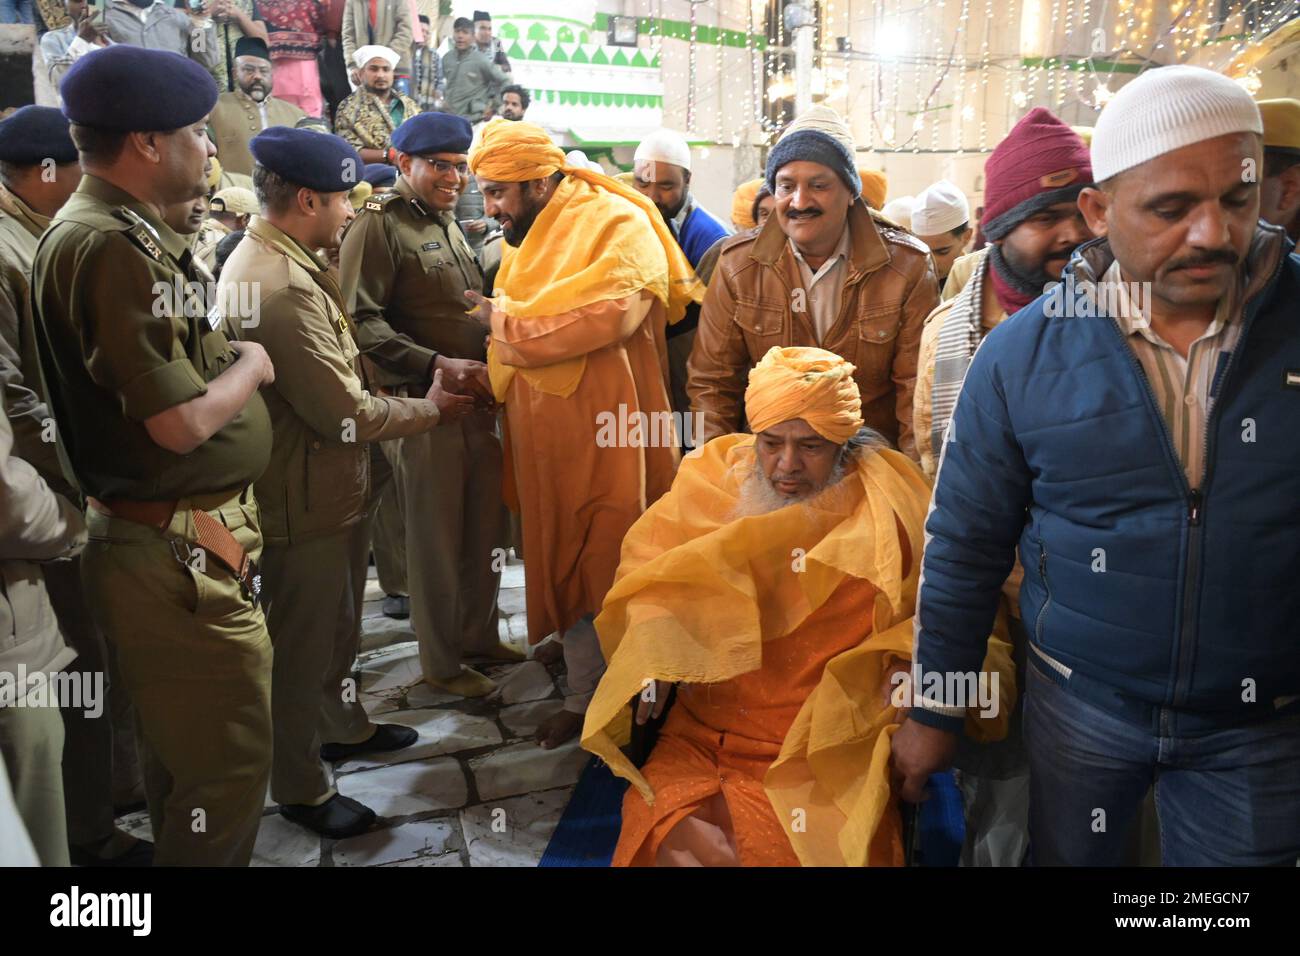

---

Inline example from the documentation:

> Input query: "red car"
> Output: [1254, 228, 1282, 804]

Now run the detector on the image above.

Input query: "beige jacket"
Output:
[0, 393, 85, 707]
[209, 90, 307, 177]
[342, 0, 413, 73]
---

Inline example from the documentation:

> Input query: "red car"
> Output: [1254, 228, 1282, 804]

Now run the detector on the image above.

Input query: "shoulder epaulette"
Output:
[363, 192, 402, 214]
[111, 208, 165, 262]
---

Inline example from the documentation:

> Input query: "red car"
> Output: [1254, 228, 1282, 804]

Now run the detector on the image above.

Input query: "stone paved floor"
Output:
[116, 558, 586, 867]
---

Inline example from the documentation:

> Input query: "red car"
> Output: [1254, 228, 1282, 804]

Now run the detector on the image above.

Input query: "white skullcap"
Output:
[354, 45, 400, 69]
[634, 128, 692, 172]
[1091, 65, 1262, 182]
[911, 180, 970, 235]
[565, 149, 603, 173]
[880, 196, 915, 230]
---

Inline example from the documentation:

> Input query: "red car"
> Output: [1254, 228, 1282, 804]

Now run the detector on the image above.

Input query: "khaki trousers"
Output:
[81, 494, 272, 867]
[0, 701, 68, 866]
[368, 442, 408, 597]
[383, 412, 506, 681]
[43, 556, 140, 848]
[261, 522, 375, 806]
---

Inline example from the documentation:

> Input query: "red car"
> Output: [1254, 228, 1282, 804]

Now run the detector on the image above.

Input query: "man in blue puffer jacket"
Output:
[892, 65, 1300, 866]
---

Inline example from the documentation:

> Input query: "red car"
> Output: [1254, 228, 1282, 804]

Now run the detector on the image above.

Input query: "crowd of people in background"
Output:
[1, 5, 1299, 868]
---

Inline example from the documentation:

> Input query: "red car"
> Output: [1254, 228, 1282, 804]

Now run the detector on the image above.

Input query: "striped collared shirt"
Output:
[1104, 260, 1241, 488]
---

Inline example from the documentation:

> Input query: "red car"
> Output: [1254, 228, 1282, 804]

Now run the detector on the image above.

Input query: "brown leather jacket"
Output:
[687, 199, 938, 458]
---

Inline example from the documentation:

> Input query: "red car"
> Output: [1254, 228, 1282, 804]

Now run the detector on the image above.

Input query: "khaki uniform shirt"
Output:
[31, 175, 272, 501]
[339, 176, 485, 387]
[333, 89, 420, 154]
[210, 89, 307, 177]
[220, 217, 440, 544]
[0, 185, 66, 492]
[192, 217, 232, 274]
[0, 398, 85, 706]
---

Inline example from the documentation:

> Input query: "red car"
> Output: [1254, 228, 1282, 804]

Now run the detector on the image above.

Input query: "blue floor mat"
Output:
[539, 757, 628, 867]
[538, 761, 964, 867]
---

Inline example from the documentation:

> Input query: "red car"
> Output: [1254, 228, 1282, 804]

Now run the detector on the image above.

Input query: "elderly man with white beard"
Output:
[581, 346, 1015, 866]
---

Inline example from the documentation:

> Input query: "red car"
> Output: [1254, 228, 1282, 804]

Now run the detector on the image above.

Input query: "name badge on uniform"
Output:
[1286, 369, 1300, 388]
[206, 304, 223, 331]
[422, 241, 442, 251]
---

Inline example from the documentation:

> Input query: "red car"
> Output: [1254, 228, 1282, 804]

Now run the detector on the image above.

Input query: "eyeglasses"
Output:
[237, 64, 273, 77]
[419, 158, 470, 176]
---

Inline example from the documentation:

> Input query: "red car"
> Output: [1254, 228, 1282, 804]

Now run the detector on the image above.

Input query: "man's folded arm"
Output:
[909, 341, 1031, 732]
[0, 403, 85, 562]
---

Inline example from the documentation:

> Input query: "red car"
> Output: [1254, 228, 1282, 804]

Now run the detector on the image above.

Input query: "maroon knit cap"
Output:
[980, 107, 1092, 240]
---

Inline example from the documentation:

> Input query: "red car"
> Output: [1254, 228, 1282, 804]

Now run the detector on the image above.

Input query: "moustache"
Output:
[785, 207, 822, 220]
[1168, 250, 1239, 272]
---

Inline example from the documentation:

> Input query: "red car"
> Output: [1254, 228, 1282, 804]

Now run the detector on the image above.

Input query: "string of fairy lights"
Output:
[642, 0, 1293, 153]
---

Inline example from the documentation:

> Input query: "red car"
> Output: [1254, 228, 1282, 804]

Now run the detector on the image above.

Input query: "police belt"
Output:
[87, 493, 262, 606]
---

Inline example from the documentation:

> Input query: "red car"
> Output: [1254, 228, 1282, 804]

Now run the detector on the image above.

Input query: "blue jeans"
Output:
[1023, 659, 1300, 866]
[0, 0, 33, 23]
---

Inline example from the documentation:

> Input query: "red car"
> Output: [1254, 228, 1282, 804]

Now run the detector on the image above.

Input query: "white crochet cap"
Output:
[634, 128, 692, 172]
[880, 196, 915, 230]
[354, 45, 400, 69]
[911, 180, 969, 234]
[565, 149, 603, 173]
[1091, 65, 1262, 182]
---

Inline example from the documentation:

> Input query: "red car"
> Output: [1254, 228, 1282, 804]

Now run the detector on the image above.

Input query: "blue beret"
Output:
[0, 106, 77, 165]
[390, 113, 473, 157]
[363, 163, 397, 187]
[60, 46, 218, 132]
[250, 126, 363, 193]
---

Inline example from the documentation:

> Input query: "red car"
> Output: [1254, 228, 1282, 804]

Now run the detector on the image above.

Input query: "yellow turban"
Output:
[731, 177, 763, 230]
[207, 156, 224, 191]
[744, 346, 863, 443]
[469, 118, 568, 181]
[858, 168, 888, 210]
[469, 119, 704, 401]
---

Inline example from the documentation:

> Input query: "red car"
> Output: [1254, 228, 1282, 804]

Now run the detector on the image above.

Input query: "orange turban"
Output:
[469, 118, 568, 181]
[731, 177, 763, 230]
[858, 168, 888, 210]
[744, 346, 863, 443]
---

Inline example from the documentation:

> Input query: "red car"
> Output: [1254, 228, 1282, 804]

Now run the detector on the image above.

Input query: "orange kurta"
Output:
[613, 576, 878, 867]
[491, 291, 680, 643]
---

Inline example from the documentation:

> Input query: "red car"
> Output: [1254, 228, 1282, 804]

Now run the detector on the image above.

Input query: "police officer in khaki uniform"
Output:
[0, 105, 154, 866]
[222, 126, 474, 838]
[31, 46, 278, 867]
[340, 112, 515, 699]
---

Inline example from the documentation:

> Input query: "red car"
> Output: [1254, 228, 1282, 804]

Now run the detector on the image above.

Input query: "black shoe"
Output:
[382, 594, 410, 619]
[320, 723, 419, 762]
[280, 794, 376, 840]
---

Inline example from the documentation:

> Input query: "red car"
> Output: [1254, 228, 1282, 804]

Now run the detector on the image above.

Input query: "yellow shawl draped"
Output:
[469, 121, 703, 401]
[580, 435, 1015, 866]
